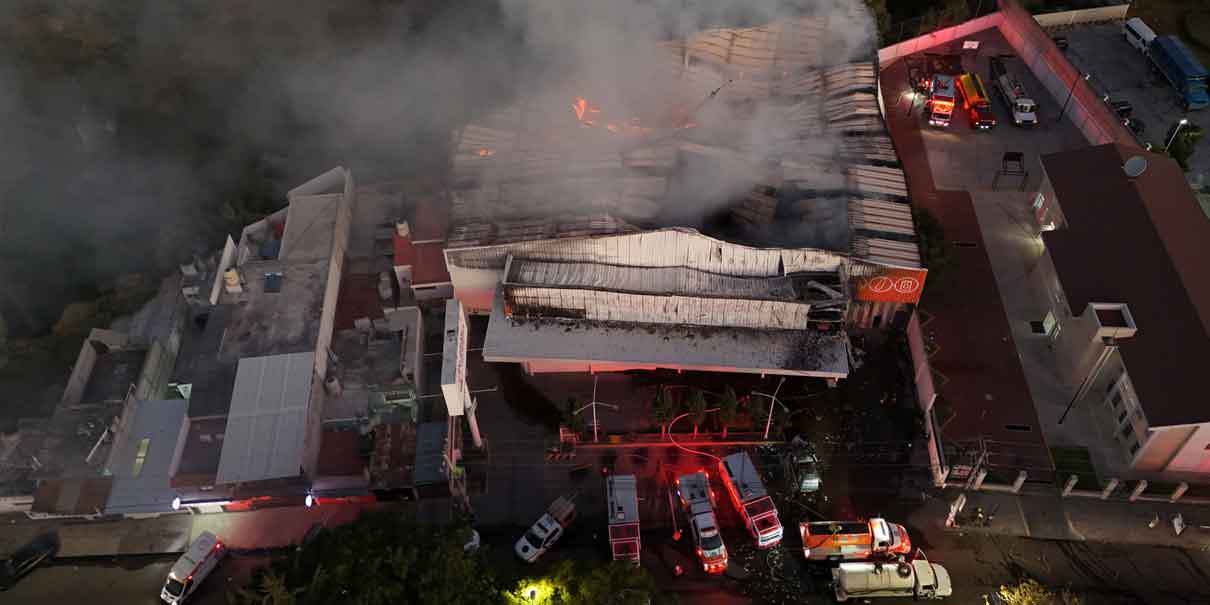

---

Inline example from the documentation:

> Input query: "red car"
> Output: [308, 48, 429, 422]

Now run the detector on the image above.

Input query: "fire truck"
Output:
[957, 73, 997, 130]
[676, 471, 728, 574]
[606, 475, 641, 565]
[925, 74, 957, 128]
[719, 452, 783, 548]
[988, 56, 1038, 126]
[799, 518, 912, 562]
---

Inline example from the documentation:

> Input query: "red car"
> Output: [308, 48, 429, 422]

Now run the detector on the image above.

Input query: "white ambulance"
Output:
[161, 531, 226, 604]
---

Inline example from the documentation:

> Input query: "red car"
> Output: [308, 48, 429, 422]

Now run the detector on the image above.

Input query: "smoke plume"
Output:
[0, 0, 876, 338]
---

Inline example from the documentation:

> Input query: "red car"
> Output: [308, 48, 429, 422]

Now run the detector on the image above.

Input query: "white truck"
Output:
[988, 56, 1038, 126]
[607, 475, 642, 565]
[515, 495, 577, 562]
[832, 559, 953, 602]
[676, 471, 728, 574]
[719, 452, 783, 548]
[160, 531, 225, 604]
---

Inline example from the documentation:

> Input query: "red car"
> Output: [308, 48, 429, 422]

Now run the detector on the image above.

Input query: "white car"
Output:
[515, 514, 564, 562]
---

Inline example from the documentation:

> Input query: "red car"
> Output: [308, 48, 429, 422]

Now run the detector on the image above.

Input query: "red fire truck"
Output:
[957, 73, 997, 130]
[926, 74, 957, 128]
[719, 452, 783, 548]
[606, 475, 641, 565]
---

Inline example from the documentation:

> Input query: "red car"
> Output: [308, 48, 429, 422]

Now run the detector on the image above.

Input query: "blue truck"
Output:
[1148, 35, 1209, 110]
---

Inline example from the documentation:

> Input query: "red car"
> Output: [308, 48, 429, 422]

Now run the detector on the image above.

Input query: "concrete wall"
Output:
[210, 236, 236, 306]
[1162, 424, 1210, 474]
[1033, 5, 1129, 29]
[996, 0, 1138, 149]
[878, 13, 1003, 66]
[907, 310, 946, 484]
[1135, 425, 1195, 472]
[62, 329, 131, 405]
[314, 168, 353, 382]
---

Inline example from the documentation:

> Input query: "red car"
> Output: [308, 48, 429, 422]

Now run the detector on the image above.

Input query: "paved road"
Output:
[3, 553, 268, 605]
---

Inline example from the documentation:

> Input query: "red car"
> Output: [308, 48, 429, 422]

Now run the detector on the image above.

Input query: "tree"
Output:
[232, 512, 504, 605]
[564, 396, 585, 435]
[992, 578, 1083, 605]
[651, 387, 678, 439]
[1166, 121, 1204, 171]
[863, 0, 891, 43]
[511, 560, 660, 605]
[718, 386, 739, 439]
[686, 388, 708, 438]
[912, 206, 954, 296]
[231, 571, 301, 605]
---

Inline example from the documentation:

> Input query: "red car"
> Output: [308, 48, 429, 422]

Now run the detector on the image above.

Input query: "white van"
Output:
[1123, 18, 1156, 53]
[161, 531, 225, 604]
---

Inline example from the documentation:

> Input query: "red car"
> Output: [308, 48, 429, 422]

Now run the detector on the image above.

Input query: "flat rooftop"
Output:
[484, 288, 849, 377]
[105, 399, 188, 515]
[217, 259, 327, 361]
[172, 416, 227, 487]
[1042, 144, 1210, 427]
[279, 193, 339, 262]
[82, 348, 146, 403]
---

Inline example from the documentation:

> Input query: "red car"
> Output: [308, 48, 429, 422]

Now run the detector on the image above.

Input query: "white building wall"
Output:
[1161, 424, 1210, 474]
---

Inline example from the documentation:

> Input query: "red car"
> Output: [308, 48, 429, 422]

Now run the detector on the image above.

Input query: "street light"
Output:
[1057, 72, 1090, 124]
[573, 376, 619, 443]
[1166, 118, 1190, 151]
[753, 377, 787, 440]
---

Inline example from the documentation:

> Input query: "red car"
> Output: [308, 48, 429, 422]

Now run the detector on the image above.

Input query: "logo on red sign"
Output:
[855, 269, 927, 304]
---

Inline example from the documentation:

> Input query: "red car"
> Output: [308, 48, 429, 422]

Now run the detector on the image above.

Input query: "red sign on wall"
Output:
[854, 268, 928, 304]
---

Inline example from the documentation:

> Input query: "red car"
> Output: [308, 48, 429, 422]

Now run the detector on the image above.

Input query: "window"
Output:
[1129, 442, 1140, 455]
[1110, 391, 1123, 409]
[1117, 409, 1128, 423]
[1120, 423, 1133, 439]
[1004, 424, 1033, 432]
[131, 438, 151, 478]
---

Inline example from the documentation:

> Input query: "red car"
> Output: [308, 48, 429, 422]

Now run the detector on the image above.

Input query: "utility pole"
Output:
[1057, 72, 1089, 124]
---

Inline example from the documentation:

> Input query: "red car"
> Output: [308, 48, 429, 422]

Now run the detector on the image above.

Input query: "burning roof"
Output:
[448, 15, 919, 268]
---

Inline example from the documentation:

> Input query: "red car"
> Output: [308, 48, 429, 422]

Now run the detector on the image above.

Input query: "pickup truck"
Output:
[515, 495, 577, 562]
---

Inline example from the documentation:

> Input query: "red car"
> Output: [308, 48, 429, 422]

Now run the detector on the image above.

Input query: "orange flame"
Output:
[476, 148, 494, 157]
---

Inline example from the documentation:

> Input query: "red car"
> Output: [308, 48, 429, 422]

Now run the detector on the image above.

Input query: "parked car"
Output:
[1108, 99, 1133, 118]
[1124, 116, 1147, 136]
[0, 532, 60, 591]
[1052, 36, 1069, 51]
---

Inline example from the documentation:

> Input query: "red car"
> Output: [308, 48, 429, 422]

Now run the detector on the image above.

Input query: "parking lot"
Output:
[1061, 22, 1210, 187]
[892, 28, 1088, 193]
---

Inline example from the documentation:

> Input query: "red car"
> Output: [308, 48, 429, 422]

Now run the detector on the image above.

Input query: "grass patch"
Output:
[1050, 446, 1100, 489]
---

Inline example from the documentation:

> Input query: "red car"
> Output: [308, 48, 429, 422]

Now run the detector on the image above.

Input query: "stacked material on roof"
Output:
[848, 166, 909, 200]
[851, 236, 921, 268]
[731, 188, 779, 228]
[848, 198, 915, 238]
[446, 213, 638, 249]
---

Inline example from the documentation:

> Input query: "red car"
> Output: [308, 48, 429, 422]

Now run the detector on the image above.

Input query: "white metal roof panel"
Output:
[215, 351, 314, 484]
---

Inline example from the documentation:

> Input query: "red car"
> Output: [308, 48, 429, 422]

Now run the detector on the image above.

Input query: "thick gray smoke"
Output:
[0, 0, 875, 338]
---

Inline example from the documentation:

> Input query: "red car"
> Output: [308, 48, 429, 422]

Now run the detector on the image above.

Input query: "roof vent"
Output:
[1123, 155, 1148, 179]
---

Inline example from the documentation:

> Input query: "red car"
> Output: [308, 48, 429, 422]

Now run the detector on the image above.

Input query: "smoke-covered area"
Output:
[0, 0, 874, 338]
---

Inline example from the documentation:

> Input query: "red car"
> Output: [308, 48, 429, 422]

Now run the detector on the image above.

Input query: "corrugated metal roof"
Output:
[215, 352, 314, 484]
[485, 288, 848, 377]
[506, 259, 798, 300]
